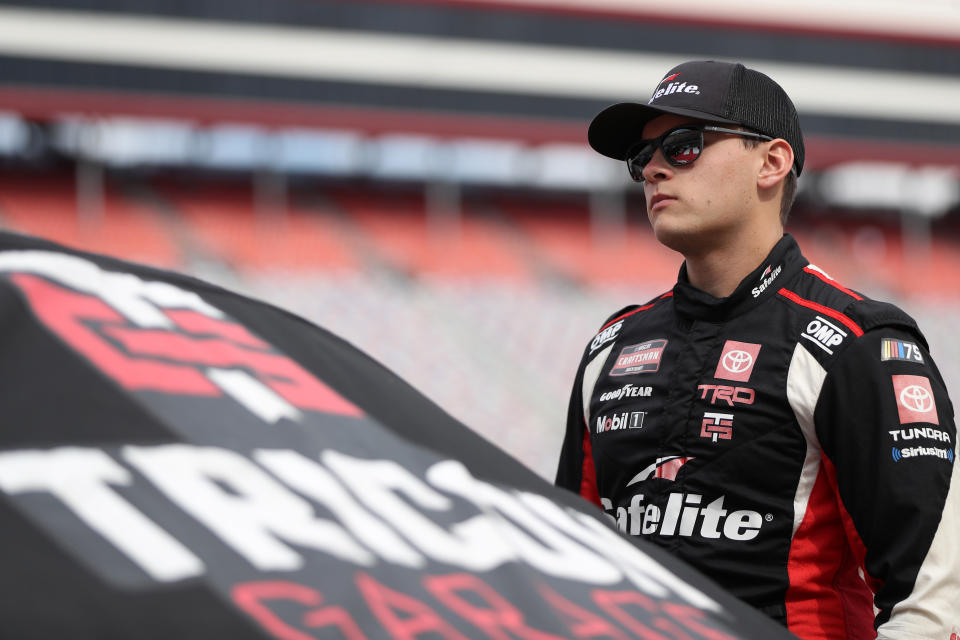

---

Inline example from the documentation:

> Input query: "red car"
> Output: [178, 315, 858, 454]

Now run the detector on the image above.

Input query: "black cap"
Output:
[588, 60, 805, 175]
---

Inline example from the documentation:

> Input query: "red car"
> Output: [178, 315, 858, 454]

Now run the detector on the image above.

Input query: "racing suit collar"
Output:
[672, 234, 806, 321]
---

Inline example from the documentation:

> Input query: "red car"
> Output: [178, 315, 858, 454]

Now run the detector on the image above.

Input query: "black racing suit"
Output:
[556, 234, 960, 639]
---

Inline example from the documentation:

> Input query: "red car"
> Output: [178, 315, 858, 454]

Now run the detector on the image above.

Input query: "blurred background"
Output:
[0, 0, 958, 479]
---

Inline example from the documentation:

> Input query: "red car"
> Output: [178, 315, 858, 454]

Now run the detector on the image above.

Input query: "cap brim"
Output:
[587, 103, 740, 160]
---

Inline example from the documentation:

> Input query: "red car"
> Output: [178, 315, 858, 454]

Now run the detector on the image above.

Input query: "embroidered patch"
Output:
[714, 340, 761, 382]
[881, 338, 924, 364]
[609, 339, 667, 376]
[892, 375, 938, 425]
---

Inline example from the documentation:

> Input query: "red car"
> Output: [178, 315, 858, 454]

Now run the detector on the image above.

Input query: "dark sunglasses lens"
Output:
[627, 144, 655, 181]
[661, 129, 702, 166]
[626, 128, 704, 181]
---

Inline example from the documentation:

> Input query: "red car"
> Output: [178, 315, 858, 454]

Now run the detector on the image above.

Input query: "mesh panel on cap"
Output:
[727, 68, 805, 174]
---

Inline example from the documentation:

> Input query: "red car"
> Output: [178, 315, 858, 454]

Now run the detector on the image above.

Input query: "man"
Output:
[555, 60, 959, 639]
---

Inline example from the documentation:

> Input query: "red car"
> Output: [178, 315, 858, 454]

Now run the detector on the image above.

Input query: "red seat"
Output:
[0, 173, 180, 268]
[498, 197, 680, 287]
[330, 189, 531, 280]
[158, 181, 358, 271]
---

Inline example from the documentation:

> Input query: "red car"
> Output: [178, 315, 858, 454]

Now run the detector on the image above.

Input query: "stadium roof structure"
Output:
[0, 0, 957, 174]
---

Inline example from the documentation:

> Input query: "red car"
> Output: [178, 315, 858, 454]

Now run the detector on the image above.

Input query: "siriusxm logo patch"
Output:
[891, 446, 954, 463]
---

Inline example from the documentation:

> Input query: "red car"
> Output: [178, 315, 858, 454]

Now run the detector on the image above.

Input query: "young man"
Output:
[555, 60, 959, 639]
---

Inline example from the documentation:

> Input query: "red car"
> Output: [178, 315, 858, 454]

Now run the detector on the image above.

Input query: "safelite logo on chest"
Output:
[609, 339, 668, 376]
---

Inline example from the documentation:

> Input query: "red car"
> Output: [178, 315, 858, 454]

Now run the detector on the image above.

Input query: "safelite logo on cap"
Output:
[649, 73, 701, 103]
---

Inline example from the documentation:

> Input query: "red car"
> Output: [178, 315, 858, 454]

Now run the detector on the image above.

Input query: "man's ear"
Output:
[757, 139, 794, 189]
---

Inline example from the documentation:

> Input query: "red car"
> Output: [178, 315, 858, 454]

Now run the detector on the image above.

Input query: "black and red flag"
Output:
[0, 231, 795, 639]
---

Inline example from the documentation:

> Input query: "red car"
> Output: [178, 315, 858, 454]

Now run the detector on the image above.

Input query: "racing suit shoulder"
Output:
[776, 263, 932, 366]
[842, 297, 927, 348]
[598, 303, 643, 334]
[598, 290, 674, 333]
[584, 293, 674, 359]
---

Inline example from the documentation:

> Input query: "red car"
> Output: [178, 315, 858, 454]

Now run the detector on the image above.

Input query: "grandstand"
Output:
[0, 167, 957, 478]
[0, 0, 958, 478]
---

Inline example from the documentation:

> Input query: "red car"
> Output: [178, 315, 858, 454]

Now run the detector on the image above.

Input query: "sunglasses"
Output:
[626, 125, 773, 182]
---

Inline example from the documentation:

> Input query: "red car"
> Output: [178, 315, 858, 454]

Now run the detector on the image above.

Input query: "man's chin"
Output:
[650, 222, 706, 256]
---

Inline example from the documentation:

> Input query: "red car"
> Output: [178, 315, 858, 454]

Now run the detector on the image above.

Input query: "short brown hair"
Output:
[742, 136, 797, 225]
[780, 170, 798, 225]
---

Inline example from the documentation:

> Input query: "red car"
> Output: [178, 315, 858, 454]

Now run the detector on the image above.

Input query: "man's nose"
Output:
[641, 150, 673, 183]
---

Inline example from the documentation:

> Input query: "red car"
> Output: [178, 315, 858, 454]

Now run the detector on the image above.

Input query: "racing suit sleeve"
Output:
[556, 306, 641, 506]
[555, 353, 602, 507]
[813, 326, 959, 639]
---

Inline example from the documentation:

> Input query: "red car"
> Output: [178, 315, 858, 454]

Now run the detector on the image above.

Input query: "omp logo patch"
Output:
[590, 320, 622, 354]
[892, 375, 938, 425]
[801, 316, 846, 355]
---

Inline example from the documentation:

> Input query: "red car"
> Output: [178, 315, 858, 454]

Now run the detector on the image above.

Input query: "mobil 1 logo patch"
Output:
[609, 339, 667, 376]
[596, 411, 647, 433]
[801, 315, 846, 355]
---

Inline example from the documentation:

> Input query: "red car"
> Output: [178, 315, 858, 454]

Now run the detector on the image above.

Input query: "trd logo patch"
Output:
[697, 384, 755, 407]
[892, 375, 938, 425]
